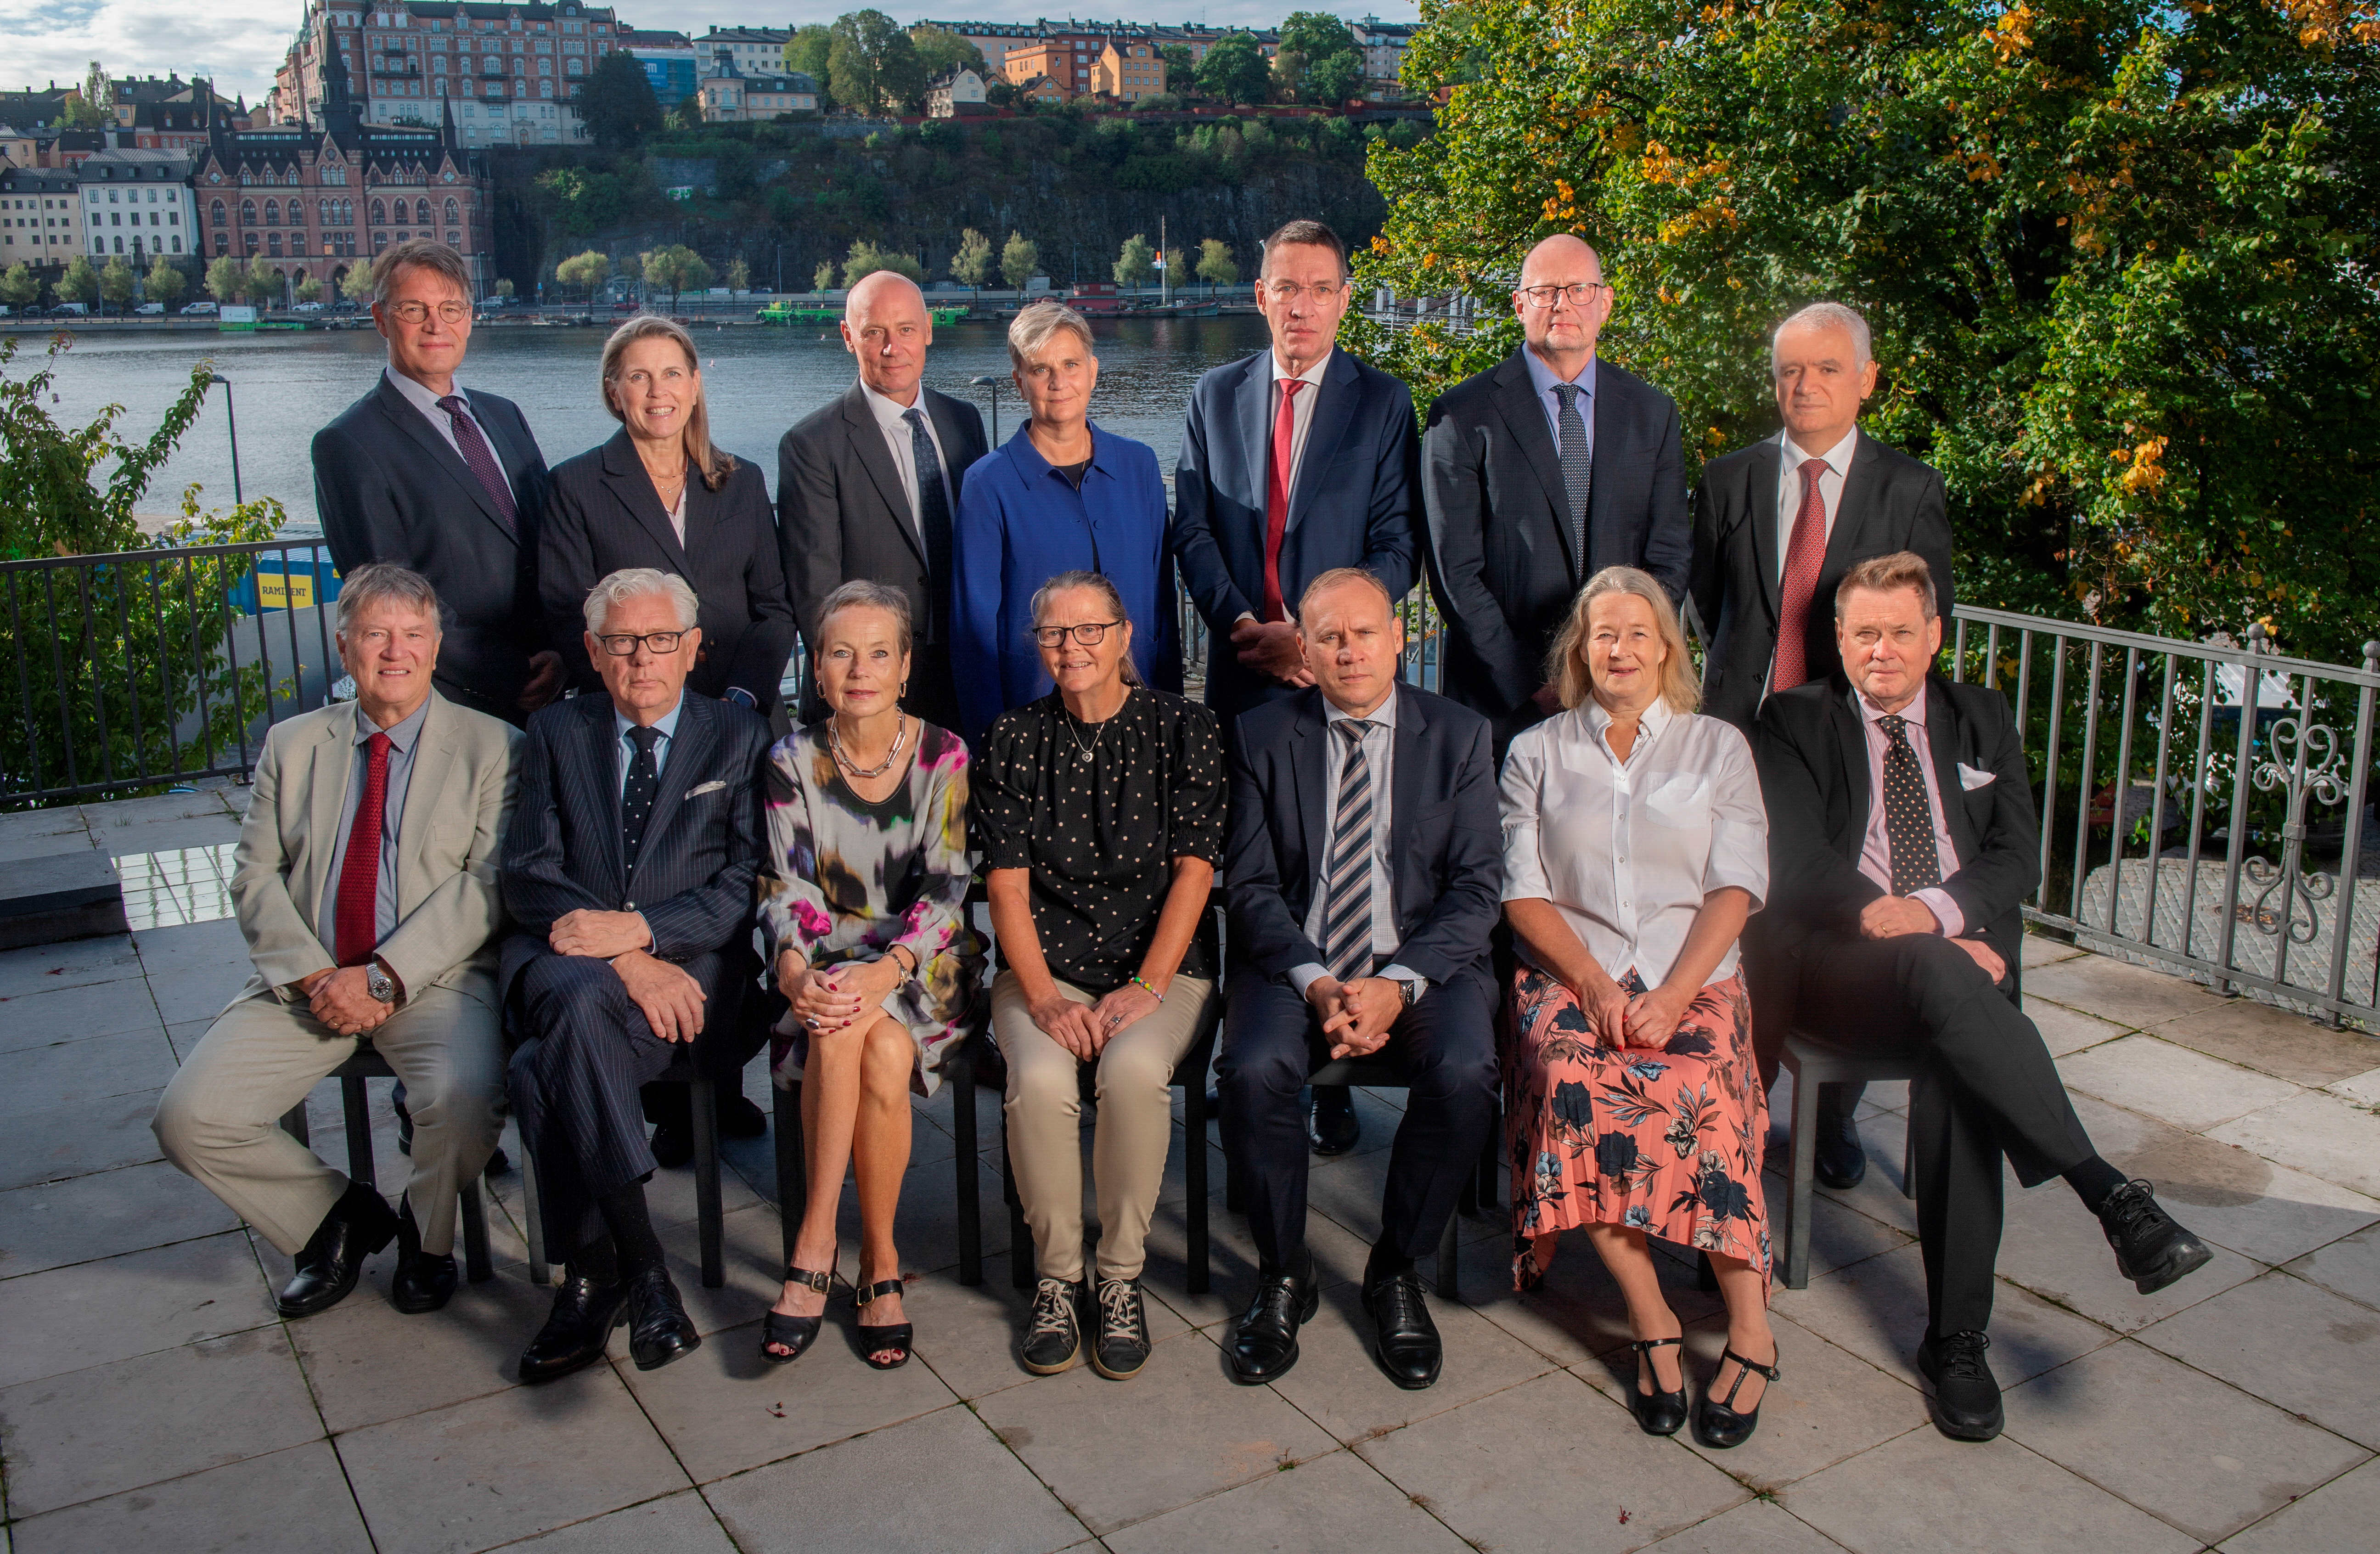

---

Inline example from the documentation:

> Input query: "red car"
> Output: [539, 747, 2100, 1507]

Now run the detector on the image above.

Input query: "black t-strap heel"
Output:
[1695, 1345, 1781, 1449]
[1630, 1336, 1689, 1436]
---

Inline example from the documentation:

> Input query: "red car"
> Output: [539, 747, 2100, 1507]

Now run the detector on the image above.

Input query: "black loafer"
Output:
[623, 1265, 702, 1371]
[1362, 1270, 1442, 1390]
[519, 1273, 631, 1384]
[1813, 1112, 1866, 1190]
[276, 1181, 399, 1318]
[389, 1198, 457, 1315]
[1229, 1268, 1319, 1385]
[1917, 1329, 2004, 1441]
[2098, 1180, 2214, 1295]
[649, 1121, 694, 1169]
[1307, 1085, 1361, 1156]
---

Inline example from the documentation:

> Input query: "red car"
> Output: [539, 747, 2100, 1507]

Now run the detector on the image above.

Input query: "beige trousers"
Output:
[994, 969, 1213, 1284]
[152, 985, 505, 1256]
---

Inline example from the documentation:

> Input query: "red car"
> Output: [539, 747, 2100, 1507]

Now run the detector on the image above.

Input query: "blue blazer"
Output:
[951, 422, 1182, 743]
[1170, 347, 1422, 732]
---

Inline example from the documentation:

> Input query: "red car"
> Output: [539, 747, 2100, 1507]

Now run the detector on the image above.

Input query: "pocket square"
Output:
[685, 780, 727, 797]
[1957, 764, 1997, 791]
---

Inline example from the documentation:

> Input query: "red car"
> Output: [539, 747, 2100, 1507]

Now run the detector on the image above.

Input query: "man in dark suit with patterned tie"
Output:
[315, 240, 563, 726]
[499, 569, 773, 1384]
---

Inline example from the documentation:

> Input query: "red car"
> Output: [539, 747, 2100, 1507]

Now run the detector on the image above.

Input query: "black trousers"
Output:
[1216, 971, 1497, 1277]
[1795, 931, 2096, 1336]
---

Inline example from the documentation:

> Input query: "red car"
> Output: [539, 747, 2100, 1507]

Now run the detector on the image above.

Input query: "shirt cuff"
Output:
[637, 912, 657, 954]
[1288, 962, 1330, 998]
[1380, 963, 1429, 996]
[1911, 887, 1964, 939]
[724, 686, 757, 710]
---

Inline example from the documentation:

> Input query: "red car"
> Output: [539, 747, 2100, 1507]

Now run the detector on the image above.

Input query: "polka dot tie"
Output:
[621, 725, 662, 871]
[1879, 714, 1943, 895]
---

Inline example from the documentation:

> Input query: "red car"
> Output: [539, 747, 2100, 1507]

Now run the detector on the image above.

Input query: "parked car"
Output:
[135, 301, 165, 315]
[0, 304, 12, 317]
[181, 300, 218, 315]
[293, 301, 326, 312]
[330, 300, 359, 314]
[50, 301, 88, 316]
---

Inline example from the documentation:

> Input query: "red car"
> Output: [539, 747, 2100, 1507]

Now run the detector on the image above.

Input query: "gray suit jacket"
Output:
[228, 691, 522, 1012]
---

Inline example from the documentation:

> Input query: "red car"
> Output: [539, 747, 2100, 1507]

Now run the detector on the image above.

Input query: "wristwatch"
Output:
[365, 960, 398, 1005]
[1396, 977, 1422, 1009]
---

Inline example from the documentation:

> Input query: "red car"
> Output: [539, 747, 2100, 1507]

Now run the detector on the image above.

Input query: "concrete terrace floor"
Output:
[3, 790, 2380, 1554]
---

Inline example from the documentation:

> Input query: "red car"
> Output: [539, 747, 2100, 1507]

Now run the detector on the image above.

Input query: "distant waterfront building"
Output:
[693, 25, 792, 78]
[694, 56, 817, 122]
[0, 85, 82, 130]
[1349, 16, 1417, 88]
[921, 20, 1039, 80]
[1091, 39, 1165, 102]
[78, 148, 201, 261]
[623, 29, 696, 109]
[924, 68, 987, 118]
[1013, 73, 1066, 107]
[0, 165, 84, 265]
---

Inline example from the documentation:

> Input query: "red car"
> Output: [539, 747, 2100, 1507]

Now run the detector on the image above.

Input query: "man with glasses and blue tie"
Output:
[316, 239, 564, 727]
[1420, 234, 1691, 757]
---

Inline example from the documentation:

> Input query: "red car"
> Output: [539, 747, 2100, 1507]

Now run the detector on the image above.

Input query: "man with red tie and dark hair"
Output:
[154, 564, 520, 1321]
[1688, 300, 1955, 1189]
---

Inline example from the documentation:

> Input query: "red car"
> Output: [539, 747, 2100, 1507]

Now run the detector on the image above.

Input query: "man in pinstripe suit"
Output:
[500, 569, 775, 1382]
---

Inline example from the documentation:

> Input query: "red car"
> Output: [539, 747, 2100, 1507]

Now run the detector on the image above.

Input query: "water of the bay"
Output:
[27, 311, 1275, 535]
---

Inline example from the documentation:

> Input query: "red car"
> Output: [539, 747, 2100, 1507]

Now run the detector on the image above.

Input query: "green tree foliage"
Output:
[1196, 237, 1238, 292]
[950, 226, 994, 296]
[910, 26, 987, 81]
[240, 264, 279, 309]
[0, 336, 282, 801]
[0, 263, 39, 310]
[1114, 232, 1154, 287]
[536, 166, 630, 236]
[141, 257, 185, 310]
[1305, 50, 1366, 105]
[1361, 0, 2380, 662]
[294, 276, 324, 304]
[555, 248, 612, 300]
[1000, 229, 1039, 291]
[98, 256, 135, 315]
[726, 257, 751, 292]
[1158, 43, 1197, 89]
[1275, 11, 1365, 105]
[340, 261, 376, 305]
[494, 279, 516, 300]
[842, 239, 924, 284]
[787, 24, 837, 109]
[814, 259, 839, 291]
[641, 244, 713, 309]
[670, 93, 706, 131]
[576, 49, 663, 151]
[56, 255, 98, 307]
[1195, 34, 1272, 106]
[1279, 12, 1360, 59]
[204, 256, 246, 304]
[830, 11, 927, 115]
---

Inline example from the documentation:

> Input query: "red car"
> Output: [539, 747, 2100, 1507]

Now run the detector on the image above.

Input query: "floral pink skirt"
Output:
[1505, 967, 1771, 1295]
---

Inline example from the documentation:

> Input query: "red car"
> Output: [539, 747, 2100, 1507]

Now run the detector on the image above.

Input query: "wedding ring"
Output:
[805, 1017, 821, 1030]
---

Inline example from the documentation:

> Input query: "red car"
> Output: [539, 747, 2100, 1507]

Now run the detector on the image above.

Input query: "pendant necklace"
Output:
[831, 713, 907, 779]
[1065, 688, 1128, 763]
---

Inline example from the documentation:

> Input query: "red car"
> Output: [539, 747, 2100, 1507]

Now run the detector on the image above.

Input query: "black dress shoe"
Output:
[717, 1094, 768, 1140]
[623, 1265, 702, 1371]
[519, 1273, 631, 1384]
[1813, 1112, 1866, 1190]
[649, 1120, 694, 1169]
[2097, 1180, 2214, 1295]
[483, 1146, 511, 1179]
[1362, 1269, 1442, 1390]
[390, 1198, 457, 1315]
[276, 1181, 399, 1318]
[1307, 1085, 1361, 1156]
[1229, 1268, 1320, 1384]
[1917, 1329, 2004, 1441]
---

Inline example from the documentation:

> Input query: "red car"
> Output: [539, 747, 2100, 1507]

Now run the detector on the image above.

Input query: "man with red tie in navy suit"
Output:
[1688, 301, 1956, 1192]
[316, 239, 563, 727]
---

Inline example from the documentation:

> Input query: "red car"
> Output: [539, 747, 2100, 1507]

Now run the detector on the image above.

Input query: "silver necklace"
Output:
[1063, 688, 1128, 763]
[831, 713, 908, 779]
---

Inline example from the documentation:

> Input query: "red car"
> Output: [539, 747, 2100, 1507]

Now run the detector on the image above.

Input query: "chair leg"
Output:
[1475, 1101, 1501, 1211]
[1004, 1140, 1030, 1293]
[1784, 1060, 1820, 1290]
[952, 1053, 982, 1288]
[1902, 1115, 1918, 1201]
[774, 1079, 803, 1271]
[279, 1101, 310, 1149]
[519, 1142, 549, 1287]
[1182, 1079, 1209, 1298]
[341, 1074, 375, 1189]
[459, 1177, 493, 1284]
[692, 1077, 723, 1289]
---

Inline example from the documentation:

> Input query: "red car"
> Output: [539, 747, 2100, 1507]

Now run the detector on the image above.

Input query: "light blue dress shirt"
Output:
[1522, 346, 1598, 457]
[613, 696, 684, 794]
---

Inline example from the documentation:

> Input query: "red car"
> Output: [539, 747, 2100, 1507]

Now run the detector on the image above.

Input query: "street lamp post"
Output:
[970, 375, 1003, 445]
[208, 373, 242, 507]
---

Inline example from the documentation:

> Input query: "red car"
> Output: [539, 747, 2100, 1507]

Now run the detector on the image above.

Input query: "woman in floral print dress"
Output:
[757, 582, 985, 1370]
[1500, 568, 1779, 1449]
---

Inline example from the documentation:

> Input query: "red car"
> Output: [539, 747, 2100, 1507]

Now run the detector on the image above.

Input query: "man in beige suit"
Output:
[154, 563, 521, 1318]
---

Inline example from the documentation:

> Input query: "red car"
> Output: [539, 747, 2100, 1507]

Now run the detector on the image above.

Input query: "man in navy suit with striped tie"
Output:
[499, 569, 773, 1384]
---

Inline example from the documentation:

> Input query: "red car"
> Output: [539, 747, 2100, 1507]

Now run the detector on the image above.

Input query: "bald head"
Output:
[1513, 234, 1612, 377]
[1519, 234, 1603, 288]
[842, 269, 933, 403]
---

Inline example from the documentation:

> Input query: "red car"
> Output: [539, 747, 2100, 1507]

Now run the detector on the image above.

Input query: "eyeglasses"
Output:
[1261, 280, 1346, 305]
[1030, 620, 1119, 648]
[385, 299, 470, 325]
[1517, 282, 1610, 310]
[596, 630, 686, 656]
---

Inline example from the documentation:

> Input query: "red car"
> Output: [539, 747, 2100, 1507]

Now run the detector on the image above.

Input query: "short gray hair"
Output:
[816, 579, 912, 655]
[336, 561, 443, 634]
[582, 568, 699, 636]
[372, 237, 472, 308]
[1772, 301, 1872, 371]
[1007, 299, 1095, 372]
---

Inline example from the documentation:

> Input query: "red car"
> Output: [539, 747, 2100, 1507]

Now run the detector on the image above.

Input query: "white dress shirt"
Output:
[1267, 346, 1332, 512]
[383, 367, 515, 506]
[1499, 698, 1769, 987]
[1772, 424, 1857, 580]
[1851, 687, 1966, 936]
[861, 381, 954, 541]
[1288, 686, 1425, 998]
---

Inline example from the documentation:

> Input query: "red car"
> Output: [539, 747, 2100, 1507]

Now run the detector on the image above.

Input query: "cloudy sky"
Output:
[1, 1, 1422, 109]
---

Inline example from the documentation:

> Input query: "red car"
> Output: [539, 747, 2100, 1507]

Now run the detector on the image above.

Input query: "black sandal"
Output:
[1630, 1336, 1689, 1436]
[855, 1277, 913, 1370]
[760, 1263, 833, 1365]
[1695, 1345, 1781, 1449]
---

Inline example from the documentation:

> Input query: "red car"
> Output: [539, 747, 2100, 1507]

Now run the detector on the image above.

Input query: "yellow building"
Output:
[1092, 40, 1166, 103]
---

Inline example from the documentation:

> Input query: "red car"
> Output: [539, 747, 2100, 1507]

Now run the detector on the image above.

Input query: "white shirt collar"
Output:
[1322, 682, 1399, 731]
[384, 364, 467, 420]
[861, 379, 926, 430]
[1580, 693, 1675, 752]
[1268, 347, 1332, 388]
[1780, 423, 1859, 477]
[1853, 683, 1928, 729]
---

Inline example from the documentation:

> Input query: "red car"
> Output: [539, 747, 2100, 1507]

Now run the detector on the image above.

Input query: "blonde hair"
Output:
[1007, 298, 1095, 370]
[599, 315, 737, 491]
[1835, 550, 1938, 620]
[1549, 566, 1701, 714]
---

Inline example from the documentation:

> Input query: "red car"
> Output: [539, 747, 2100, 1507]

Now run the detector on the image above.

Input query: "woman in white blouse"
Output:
[1500, 566, 1778, 1450]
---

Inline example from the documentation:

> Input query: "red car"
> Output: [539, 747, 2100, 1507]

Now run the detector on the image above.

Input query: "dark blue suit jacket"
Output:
[496, 689, 772, 1022]
[1171, 348, 1422, 732]
[1222, 684, 1501, 1000]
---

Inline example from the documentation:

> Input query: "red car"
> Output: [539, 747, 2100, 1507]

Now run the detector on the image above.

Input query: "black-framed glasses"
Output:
[1031, 620, 1120, 648]
[1517, 282, 1610, 309]
[596, 630, 686, 656]
[385, 299, 471, 325]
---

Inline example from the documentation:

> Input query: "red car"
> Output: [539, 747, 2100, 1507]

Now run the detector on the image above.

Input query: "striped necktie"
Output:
[1318, 719, 1378, 983]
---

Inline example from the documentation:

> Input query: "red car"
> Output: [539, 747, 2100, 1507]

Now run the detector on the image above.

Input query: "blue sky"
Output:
[1, 1, 1423, 112]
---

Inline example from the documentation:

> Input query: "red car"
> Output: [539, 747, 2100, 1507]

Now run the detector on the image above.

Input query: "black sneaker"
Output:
[1020, 1277, 1084, 1375]
[2098, 1179, 2214, 1295]
[1090, 1278, 1151, 1381]
[1916, 1329, 2004, 1441]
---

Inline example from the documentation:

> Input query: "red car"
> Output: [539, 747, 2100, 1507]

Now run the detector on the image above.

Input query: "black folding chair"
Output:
[516, 1055, 728, 1288]
[278, 1044, 494, 1285]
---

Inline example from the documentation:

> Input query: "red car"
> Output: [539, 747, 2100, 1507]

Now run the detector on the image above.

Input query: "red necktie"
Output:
[1770, 458, 1832, 693]
[334, 732, 392, 968]
[1260, 378, 1307, 623]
